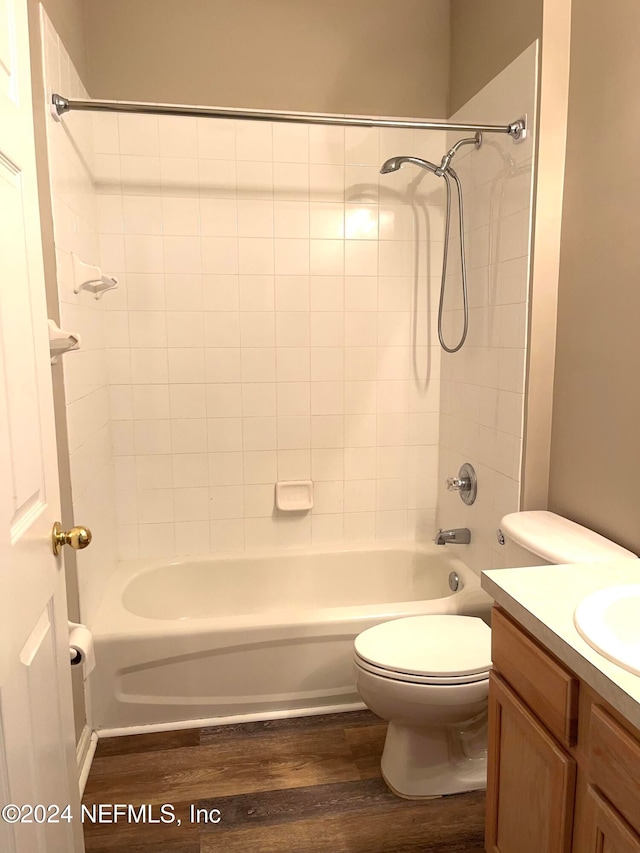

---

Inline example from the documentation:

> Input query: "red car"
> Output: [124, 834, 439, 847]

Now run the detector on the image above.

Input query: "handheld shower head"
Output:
[379, 156, 439, 175]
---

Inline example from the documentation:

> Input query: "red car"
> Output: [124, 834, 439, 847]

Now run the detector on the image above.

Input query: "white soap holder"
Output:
[48, 319, 81, 364]
[275, 480, 313, 512]
[72, 253, 118, 299]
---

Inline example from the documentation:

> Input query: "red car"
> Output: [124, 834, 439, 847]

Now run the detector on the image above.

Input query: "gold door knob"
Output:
[52, 521, 92, 556]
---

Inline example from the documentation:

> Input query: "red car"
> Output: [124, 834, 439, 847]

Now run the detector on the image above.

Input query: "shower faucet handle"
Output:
[446, 476, 469, 491]
[445, 463, 477, 506]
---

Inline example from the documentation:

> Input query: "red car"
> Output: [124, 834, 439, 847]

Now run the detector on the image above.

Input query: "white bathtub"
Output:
[89, 543, 492, 734]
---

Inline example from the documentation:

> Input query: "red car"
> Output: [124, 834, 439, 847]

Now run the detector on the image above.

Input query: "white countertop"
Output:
[481, 561, 640, 731]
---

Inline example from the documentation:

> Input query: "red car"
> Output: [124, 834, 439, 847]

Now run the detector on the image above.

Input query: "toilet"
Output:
[354, 511, 638, 799]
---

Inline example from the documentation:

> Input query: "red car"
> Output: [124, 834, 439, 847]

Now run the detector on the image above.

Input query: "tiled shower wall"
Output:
[94, 116, 446, 558]
[436, 45, 537, 572]
[42, 10, 118, 623]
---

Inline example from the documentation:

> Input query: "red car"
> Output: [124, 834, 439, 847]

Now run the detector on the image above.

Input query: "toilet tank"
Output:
[500, 511, 638, 567]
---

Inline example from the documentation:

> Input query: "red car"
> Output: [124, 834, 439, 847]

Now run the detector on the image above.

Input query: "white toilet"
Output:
[354, 511, 638, 799]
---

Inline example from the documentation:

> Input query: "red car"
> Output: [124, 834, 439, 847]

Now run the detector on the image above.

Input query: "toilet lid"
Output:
[354, 615, 492, 678]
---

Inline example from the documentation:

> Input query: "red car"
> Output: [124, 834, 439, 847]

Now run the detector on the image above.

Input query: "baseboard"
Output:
[96, 700, 367, 739]
[76, 726, 98, 796]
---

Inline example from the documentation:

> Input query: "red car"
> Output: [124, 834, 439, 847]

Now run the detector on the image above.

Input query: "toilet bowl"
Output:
[355, 511, 638, 799]
[354, 614, 491, 799]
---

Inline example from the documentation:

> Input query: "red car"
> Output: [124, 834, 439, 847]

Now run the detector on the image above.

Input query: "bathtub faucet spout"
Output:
[435, 528, 471, 546]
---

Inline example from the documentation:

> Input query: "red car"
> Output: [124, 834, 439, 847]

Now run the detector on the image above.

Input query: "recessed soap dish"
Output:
[275, 480, 313, 512]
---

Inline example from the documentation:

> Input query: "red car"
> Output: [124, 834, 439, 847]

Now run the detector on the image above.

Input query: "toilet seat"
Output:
[354, 614, 492, 682]
[354, 654, 490, 686]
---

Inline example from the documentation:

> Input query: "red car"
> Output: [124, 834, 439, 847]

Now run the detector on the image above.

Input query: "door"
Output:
[486, 672, 576, 853]
[0, 0, 83, 851]
[577, 786, 640, 853]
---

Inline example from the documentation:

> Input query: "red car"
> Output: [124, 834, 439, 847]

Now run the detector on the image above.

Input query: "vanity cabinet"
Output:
[486, 606, 640, 853]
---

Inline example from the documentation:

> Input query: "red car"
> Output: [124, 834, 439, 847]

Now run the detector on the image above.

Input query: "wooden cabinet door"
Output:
[486, 673, 576, 853]
[578, 786, 640, 853]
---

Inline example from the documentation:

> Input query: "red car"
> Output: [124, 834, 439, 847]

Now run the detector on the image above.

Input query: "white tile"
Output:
[310, 240, 344, 275]
[201, 237, 239, 274]
[209, 485, 244, 519]
[199, 159, 237, 198]
[165, 273, 203, 311]
[345, 241, 378, 276]
[167, 312, 205, 347]
[275, 275, 309, 310]
[312, 514, 344, 545]
[277, 382, 310, 416]
[376, 510, 408, 540]
[277, 449, 311, 480]
[138, 523, 175, 557]
[105, 312, 129, 348]
[125, 235, 164, 273]
[160, 157, 199, 194]
[311, 414, 343, 448]
[237, 200, 274, 237]
[244, 517, 277, 549]
[344, 446, 376, 480]
[159, 115, 197, 158]
[344, 512, 376, 541]
[243, 483, 275, 517]
[137, 489, 174, 524]
[274, 239, 310, 275]
[310, 347, 344, 381]
[111, 421, 134, 455]
[172, 453, 209, 487]
[277, 515, 311, 549]
[206, 383, 243, 417]
[122, 196, 162, 234]
[204, 348, 242, 382]
[242, 417, 277, 451]
[236, 161, 274, 199]
[309, 126, 344, 165]
[209, 451, 244, 485]
[162, 197, 200, 236]
[276, 312, 310, 347]
[309, 203, 344, 239]
[239, 275, 274, 311]
[311, 381, 343, 415]
[235, 121, 273, 161]
[345, 313, 377, 346]
[163, 236, 201, 274]
[345, 205, 378, 240]
[377, 446, 408, 479]
[175, 520, 210, 555]
[376, 479, 408, 511]
[174, 487, 209, 521]
[131, 349, 169, 384]
[242, 383, 276, 417]
[345, 127, 379, 166]
[310, 276, 344, 311]
[277, 416, 310, 450]
[129, 312, 167, 347]
[344, 480, 376, 512]
[207, 417, 243, 452]
[345, 413, 377, 446]
[309, 164, 344, 201]
[120, 155, 161, 194]
[197, 118, 235, 160]
[134, 454, 171, 489]
[273, 163, 308, 199]
[210, 518, 244, 550]
[310, 481, 341, 516]
[276, 348, 310, 382]
[119, 114, 159, 156]
[243, 451, 277, 484]
[273, 124, 308, 163]
[171, 418, 207, 453]
[274, 202, 310, 239]
[134, 419, 171, 454]
[97, 195, 124, 233]
[170, 384, 207, 418]
[168, 348, 206, 383]
[345, 277, 377, 311]
[240, 312, 275, 347]
[311, 448, 344, 481]
[133, 384, 170, 419]
[241, 348, 276, 382]
[204, 312, 241, 347]
[200, 198, 238, 237]
[310, 312, 343, 346]
[128, 273, 166, 310]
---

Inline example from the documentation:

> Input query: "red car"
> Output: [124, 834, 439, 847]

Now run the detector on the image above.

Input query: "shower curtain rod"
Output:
[51, 94, 526, 140]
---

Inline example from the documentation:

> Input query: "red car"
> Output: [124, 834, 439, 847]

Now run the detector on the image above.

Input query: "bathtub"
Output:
[89, 543, 492, 734]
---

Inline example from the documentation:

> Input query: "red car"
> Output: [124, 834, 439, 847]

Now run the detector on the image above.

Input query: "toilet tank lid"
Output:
[500, 511, 638, 564]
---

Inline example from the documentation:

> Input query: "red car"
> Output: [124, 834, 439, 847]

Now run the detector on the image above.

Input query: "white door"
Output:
[0, 0, 83, 851]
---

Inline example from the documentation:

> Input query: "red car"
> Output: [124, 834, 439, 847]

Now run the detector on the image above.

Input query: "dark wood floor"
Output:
[83, 710, 486, 852]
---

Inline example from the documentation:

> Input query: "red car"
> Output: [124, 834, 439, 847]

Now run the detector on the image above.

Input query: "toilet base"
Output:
[380, 716, 487, 799]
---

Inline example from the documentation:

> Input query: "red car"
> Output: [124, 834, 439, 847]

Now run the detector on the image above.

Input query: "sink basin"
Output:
[574, 585, 640, 676]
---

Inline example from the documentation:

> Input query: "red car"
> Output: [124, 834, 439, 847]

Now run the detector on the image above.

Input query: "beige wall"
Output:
[39, 0, 87, 80]
[548, 0, 640, 553]
[449, 0, 542, 115]
[84, 0, 449, 118]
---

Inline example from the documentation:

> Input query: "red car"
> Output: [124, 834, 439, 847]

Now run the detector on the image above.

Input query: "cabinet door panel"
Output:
[486, 673, 576, 853]
[581, 786, 640, 853]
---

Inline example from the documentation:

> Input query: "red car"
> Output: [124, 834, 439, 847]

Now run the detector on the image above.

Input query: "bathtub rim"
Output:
[90, 540, 484, 640]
